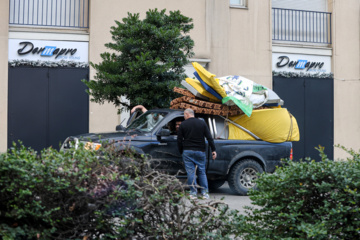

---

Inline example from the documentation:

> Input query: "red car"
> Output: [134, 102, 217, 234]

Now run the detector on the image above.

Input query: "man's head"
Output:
[184, 108, 195, 120]
[175, 121, 182, 132]
[152, 113, 161, 121]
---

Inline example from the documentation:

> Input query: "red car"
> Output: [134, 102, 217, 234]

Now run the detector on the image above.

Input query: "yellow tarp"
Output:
[192, 62, 228, 98]
[185, 78, 221, 102]
[228, 108, 300, 143]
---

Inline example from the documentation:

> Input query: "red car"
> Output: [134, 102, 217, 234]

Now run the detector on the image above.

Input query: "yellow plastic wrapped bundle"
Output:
[185, 78, 221, 102]
[191, 62, 228, 98]
[228, 108, 300, 143]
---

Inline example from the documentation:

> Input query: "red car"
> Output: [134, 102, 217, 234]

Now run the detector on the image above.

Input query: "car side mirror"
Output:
[157, 129, 171, 137]
[116, 124, 125, 131]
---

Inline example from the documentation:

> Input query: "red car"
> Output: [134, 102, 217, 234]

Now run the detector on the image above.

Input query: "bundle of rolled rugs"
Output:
[170, 87, 244, 116]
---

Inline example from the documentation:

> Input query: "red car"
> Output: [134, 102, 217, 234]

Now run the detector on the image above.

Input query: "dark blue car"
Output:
[61, 109, 293, 195]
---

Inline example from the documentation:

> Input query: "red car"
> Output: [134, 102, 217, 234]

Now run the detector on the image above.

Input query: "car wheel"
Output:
[228, 159, 263, 195]
[208, 179, 226, 190]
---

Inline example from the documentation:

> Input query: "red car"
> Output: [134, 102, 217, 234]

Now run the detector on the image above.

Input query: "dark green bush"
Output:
[237, 146, 360, 240]
[0, 142, 134, 239]
[0, 142, 240, 239]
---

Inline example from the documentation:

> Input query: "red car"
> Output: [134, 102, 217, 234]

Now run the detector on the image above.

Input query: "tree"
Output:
[84, 8, 194, 112]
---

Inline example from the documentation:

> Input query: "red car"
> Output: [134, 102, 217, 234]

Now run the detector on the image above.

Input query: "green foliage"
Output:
[237, 146, 360, 240]
[0, 142, 133, 239]
[84, 8, 194, 112]
[0, 142, 241, 239]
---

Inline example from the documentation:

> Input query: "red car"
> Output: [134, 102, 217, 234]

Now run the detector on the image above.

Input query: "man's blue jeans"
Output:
[182, 150, 208, 196]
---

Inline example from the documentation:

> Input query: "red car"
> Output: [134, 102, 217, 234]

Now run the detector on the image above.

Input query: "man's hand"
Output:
[130, 105, 147, 114]
[212, 151, 217, 160]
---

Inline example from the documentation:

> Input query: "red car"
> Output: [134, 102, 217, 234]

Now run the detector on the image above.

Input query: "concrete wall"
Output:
[332, 0, 360, 159]
[0, 1, 9, 153]
[227, 1, 272, 87]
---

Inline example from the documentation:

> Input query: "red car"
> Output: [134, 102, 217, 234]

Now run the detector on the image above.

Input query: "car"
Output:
[61, 109, 293, 195]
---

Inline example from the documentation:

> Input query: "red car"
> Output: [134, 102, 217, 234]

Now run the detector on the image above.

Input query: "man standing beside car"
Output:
[177, 108, 217, 200]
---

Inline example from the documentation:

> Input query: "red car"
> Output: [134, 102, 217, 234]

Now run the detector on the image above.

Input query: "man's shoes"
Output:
[200, 193, 210, 200]
[189, 194, 197, 200]
[188, 193, 210, 200]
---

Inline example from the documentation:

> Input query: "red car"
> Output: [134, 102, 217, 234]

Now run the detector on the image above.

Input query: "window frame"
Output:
[230, 0, 247, 9]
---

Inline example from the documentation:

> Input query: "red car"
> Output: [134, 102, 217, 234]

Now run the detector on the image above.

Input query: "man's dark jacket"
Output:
[177, 117, 216, 154]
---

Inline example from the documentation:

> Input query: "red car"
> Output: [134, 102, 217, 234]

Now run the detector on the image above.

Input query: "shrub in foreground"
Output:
[237, 146, 360, 240]
[0, 143, 241, 239]
[0, 143, 134, 239]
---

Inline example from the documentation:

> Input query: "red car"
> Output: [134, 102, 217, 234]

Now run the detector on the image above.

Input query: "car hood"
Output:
[70, 130, 151, 143]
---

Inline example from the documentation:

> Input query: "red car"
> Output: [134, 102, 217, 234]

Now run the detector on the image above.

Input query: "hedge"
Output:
[0, 142, 240, 240]
[237, 146, 360, 240]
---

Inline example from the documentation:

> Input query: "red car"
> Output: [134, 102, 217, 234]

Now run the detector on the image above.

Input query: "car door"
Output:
[205, 115, 231, 175]
[148, 116, 185, 175]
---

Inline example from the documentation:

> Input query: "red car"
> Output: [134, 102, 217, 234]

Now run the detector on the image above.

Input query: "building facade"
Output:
[0, 0, 359, 160]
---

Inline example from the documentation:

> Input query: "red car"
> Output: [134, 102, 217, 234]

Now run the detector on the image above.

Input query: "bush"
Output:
[237, 146, 360, 240]
[0, 142, 241, 239]
[0, 142, 133, 239]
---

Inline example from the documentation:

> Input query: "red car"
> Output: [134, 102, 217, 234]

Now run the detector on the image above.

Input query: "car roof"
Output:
[148, 108, 184, 113]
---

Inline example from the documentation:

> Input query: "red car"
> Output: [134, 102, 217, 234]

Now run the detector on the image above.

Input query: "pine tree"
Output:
[84, 8, 194, 112]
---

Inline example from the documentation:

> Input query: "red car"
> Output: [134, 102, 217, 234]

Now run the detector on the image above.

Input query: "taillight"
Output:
[290, 148, 293, 160]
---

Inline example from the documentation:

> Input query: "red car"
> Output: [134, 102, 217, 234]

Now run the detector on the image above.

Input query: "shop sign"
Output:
[272, 53, 331, 74]
[9, 39, 88, 63]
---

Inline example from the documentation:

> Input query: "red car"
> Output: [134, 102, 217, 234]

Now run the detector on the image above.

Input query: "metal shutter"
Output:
[272, 0, 327, 12]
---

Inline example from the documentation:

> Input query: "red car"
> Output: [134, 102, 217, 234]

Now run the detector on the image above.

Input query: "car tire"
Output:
[228, 159, 263, 195]
[208, 179, 226, 190]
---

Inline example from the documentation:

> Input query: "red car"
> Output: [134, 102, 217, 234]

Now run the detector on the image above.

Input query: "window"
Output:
[9, 0, 89, 29]
[230, 0, 247, 8]
[126, 111, 168, 133]
[272, 0, 331, 44]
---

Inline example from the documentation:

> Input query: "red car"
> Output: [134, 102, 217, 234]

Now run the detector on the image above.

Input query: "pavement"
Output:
[208, 183, 254, 215]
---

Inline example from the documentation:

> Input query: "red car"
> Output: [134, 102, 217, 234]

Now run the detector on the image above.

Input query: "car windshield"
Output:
[126, 111, 168, 132]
